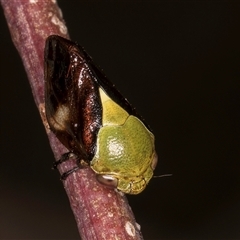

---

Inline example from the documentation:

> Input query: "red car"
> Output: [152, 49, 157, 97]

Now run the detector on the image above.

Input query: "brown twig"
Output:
[0, 0, 143, 239]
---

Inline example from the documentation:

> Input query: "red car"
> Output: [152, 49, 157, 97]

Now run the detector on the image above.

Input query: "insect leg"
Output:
[52, 152, 75, 169]
[60, 166, 80, 180]
[53, 153, 88, 180]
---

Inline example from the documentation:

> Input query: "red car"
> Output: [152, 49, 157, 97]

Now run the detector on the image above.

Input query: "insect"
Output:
[44, 35, 158, 194]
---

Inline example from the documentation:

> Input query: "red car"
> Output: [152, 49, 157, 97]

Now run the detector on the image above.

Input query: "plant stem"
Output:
[0, 0, 143, 239]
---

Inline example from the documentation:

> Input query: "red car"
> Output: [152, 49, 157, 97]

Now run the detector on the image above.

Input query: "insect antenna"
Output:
[153, 174, 172, 178]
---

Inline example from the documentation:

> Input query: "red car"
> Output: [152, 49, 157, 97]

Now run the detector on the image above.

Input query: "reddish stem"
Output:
[0, 0, 143, 239]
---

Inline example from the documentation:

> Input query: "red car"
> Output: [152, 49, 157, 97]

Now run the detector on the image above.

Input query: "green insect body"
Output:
[44, 35, 157, 194]
[91, 89, 156, 194]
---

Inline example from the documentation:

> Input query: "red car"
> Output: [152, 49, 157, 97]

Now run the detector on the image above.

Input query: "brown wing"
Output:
[44, 35, 102, 161]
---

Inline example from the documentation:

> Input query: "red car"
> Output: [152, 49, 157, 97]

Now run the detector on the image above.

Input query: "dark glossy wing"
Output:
[44, 35, 102, 160]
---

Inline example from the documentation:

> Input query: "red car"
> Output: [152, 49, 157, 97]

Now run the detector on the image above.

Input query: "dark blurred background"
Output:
[1, 1, 240, 239]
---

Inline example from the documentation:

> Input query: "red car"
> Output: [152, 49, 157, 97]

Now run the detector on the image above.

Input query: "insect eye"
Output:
[96, 175, 118, 188]
[151, 152, 158, 170]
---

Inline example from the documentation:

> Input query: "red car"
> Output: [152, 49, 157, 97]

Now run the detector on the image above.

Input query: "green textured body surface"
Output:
[91, 89, 155, 194]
